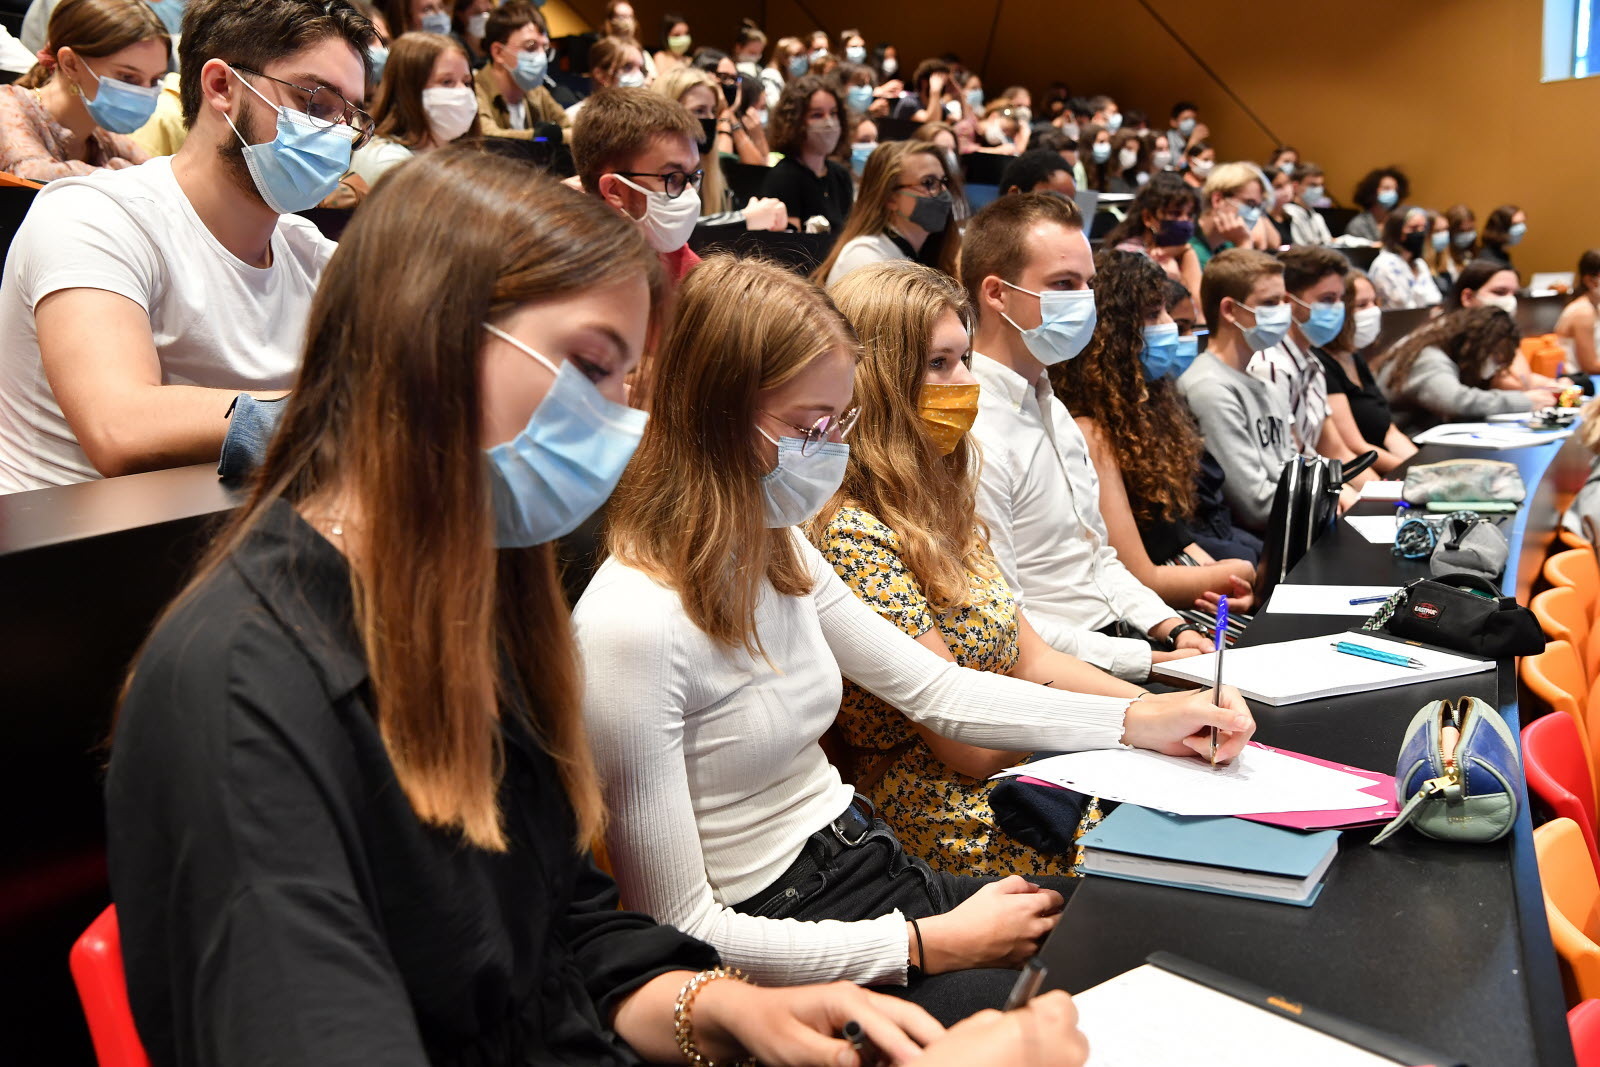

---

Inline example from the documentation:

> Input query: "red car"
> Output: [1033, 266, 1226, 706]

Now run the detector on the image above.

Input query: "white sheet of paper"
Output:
[1411, 422, 1573, 449]
[1342, 514, 1398, 544]
[995, 744, 1377, 817]
[1077, 965, 1400, 1067]
[1358, 480, 1404, 500]
[1264, 584, 1399, 616]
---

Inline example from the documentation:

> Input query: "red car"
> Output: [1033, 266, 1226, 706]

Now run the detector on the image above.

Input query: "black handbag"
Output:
[1257, 450, 1379, 598]
[1361, 573, 1544, 659]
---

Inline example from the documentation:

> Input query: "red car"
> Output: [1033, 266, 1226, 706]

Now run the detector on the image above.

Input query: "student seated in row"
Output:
[964, 193, 1216, 682]
[1282, 163, 1333, 245]
[350, 31, 479, 186]
[996, 148, 1076, 198]
[1447, 259, 1569, 396]
[1318, 269, 1418, 473]
[0, 0, 165, 181]
[0, 0, 372, 493]
[471, 0, 568, 139]
[1176, 248, 1297, 534]
[762, 73, 852, 231]
[813, 261, 1152, 879]
[1374, 306, 1553, 433]
[573, 253, 1253, 1019]
[1051, 249, 1257, 612]
[1556, 249, 1600, 376]
[1189, 162, 1269, 268]
[817, 140, 959, 285]
[1369, 206, 1442, 310]
[1104, 171, 1202, 313]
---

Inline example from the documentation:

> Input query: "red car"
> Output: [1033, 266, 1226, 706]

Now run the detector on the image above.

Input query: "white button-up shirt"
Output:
[969, 351, 1175, 681]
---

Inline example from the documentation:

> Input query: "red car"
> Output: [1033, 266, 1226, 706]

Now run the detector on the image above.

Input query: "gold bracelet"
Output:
[672, 967, 755, 1067]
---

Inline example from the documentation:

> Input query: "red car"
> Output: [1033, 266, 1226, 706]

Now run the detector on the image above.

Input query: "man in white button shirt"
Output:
[961, 192, 1212, 682]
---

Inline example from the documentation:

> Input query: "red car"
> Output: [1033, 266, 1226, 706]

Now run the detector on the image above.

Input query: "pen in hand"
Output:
[841, 1020, 881, 1067]
[1210, 595, 1228, 766]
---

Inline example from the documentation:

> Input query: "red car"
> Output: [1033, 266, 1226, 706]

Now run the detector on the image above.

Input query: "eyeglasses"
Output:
[761, 407, 861, 455]
[714, 71, 742, 87]
[896, 174, 953, 195]
[232, 65, 373, 149]
[612, 168, 704, 199]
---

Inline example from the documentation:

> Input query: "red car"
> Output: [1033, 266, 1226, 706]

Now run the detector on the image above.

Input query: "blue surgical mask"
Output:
[148, 0, 184, 34]
[1508, 222, 1527, 246]
[1140, 322, 1180, 380]
[850, 140, 876, 175]
[1235, 301, 1293, 352]
[79, 59, 161, 134]
[1105, 111, 1122, 132]
[1177, 116, 1195, 135]
[481, 323, 648, 547]
[1293, 295, 1346, 348]
[511, 47, 549, 91]
[1301, 183, 1325, 204]
[1453, 228, 1477, 249]
[1091, 141, 1110, 164]
[845, 45, 866, 63]
[225, 66, 357, 214]
[1376, 188, 1399, 209]
[1430, 230, 1448, 253]
[420, 9, 452, 34]
[368, 43, 389, 83]
[846, 84, 873, 113]
[787, 54, 809, 78]
[1001, 281, 1098, 367]
[1277, 161, 1294, 175]
[966, 87, 984, 110]
[1171, 334, 1200, 377]
[757, 430, 849, 527]
[1235, 199, 1262, 228]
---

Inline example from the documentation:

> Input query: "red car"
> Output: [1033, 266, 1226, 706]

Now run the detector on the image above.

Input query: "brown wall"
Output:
[571, 0, 1596, 277]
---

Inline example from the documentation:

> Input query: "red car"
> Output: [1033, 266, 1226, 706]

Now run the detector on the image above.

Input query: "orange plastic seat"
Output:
[1536, 818, 1600, 1006]
[1547, 549, 1600, 622]
[1564, 527, 1594, 553]
[1524, 640, 1588, 724]
[69, 906, 150, 1067]
[1572, 998, 1600, 1067]
[1538, 587, 1592, 649]
[1526, 713, 1600, 872]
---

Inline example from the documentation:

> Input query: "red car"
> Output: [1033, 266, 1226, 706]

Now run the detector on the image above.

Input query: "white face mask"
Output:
[1352, 305, 1382, 350]
[616, 68, 646, 88]
[421, 85, 477, 142]
[757, 429, 849, 527]
[610, 173, 701, 252]
[1478, 291, 1518, 317]
[465, 10, 488, 37]
[805, 117, 840, 155]
[1118, 147, 1138, 170]
[1189, 158, 1213, 178]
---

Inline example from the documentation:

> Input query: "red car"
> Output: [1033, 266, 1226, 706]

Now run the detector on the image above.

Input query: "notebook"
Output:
[1078, 804, 1339, 906]
[1151, 631, 1495, 706]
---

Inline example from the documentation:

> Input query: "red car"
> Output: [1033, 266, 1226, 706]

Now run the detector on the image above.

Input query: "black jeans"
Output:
[729, 796, 1077, 1025]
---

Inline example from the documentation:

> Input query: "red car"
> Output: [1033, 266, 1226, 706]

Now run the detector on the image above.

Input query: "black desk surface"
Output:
[1039, 435, 1586, 1067]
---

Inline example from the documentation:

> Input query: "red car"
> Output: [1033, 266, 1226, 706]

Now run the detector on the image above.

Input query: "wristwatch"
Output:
[1163, 621, 1206, 650]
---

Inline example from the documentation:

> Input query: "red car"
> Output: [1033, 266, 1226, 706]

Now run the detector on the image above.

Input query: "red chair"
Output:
[1526, 712, 1600, 873]
[1573, 998, 1600, 1067]
[69, 905, 150, 1067]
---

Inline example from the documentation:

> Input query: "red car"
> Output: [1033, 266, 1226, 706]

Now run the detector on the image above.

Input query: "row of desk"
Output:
[1039, 431, 1594, 1066]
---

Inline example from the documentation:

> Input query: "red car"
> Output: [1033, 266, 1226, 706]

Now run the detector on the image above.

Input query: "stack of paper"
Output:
[1411, 421, 1573, 449]
[1264, 584, 1398, 616]
[1342, 515, 1400, 544]
[1358, 480, 1405, 501]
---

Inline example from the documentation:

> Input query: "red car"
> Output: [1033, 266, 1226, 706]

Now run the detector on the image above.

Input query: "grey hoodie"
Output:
[1177, 352, 1294, 532]
[1375, 345, 1532, 435]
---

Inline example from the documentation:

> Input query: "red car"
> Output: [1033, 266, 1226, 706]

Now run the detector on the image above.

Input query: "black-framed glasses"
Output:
[761, 407, 861, 456]
[232, 65, 373, 149]
[896, 175, 953, 195]
[613, 168, 704, 199]
[714, 70, 742, 87]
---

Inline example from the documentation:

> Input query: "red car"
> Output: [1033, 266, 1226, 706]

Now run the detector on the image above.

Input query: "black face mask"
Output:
[906, 190, 954, 233]
[697, 117, 717, 152]
[1401, 231, 1427, 257]
[722, 78, 741, 108]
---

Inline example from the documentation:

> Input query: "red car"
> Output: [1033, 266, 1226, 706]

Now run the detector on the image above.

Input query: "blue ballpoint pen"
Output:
[1210, 596, 1228, 765]
[1329, 641, 1425, 669]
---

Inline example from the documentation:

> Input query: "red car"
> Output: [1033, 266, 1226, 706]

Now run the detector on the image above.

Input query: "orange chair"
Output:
[1547, 548, 1600, 622]
[1535, 588, 1600, 683]
[69, 906, 151, 1067]
[1536, 818, 1600, 1006]
[1524, 640, 1588, 723]
[1526, 713, 1600, 870]
[1564, 527, 1594, 553]
[1573, 999, 1600, 1067]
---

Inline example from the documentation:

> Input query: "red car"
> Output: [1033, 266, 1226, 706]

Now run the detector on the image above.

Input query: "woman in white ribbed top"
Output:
[573, 255, 1253, 1018]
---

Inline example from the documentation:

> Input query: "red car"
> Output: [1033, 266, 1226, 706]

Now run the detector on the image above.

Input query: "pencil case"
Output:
[1361, 573, 1543, 659]
[1401, 459, 1526, 505]
[1371, 697, 1520, 846]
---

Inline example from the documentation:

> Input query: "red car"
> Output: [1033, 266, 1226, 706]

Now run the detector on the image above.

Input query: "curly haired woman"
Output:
[1050, 250, 1257, 611]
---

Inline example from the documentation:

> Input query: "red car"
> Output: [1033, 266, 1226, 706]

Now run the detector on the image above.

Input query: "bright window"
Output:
[1545, 0, 1600, 80]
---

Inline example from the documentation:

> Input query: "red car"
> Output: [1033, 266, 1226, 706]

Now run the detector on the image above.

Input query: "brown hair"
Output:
[813, 262, 990, 609]
[1278, 244, 1349, 295]
[607, 255, 860, 654]
[768, 73, 841, 157]
[368, 32, 478, 149]
[588, 33, 641, 84]
[20, 0, 166, 90]
[1200, 247, 1282, 332]
[179, 0, 374, 126]
[1371, 306, 1520, 393]
[1051, 249, 1202, 525]
[480, 0, 545, 49]
[122, 148, 663, 851]
[959, 191, 1084, 315]
[572, 86, 700, 194]
[813, 141, 961, 283]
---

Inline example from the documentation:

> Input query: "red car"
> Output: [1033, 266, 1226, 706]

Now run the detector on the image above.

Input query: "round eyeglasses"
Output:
[612, 168, 705, 199]
[761, 407, 861, 456]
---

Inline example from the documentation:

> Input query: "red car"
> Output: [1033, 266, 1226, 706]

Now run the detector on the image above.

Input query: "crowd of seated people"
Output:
[1, 2, 1595, 1063]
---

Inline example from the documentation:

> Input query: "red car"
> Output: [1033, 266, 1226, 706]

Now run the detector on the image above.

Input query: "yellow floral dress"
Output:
[818, 506, 1101, 877]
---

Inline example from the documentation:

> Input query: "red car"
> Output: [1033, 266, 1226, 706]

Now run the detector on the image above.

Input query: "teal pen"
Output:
[1329, 641, 1425, 669]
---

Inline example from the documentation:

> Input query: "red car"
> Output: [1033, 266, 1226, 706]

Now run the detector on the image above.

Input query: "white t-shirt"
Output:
[505, 98, 528, 130]
[824, 232, 907, 286]
[349, 137, 414, 187]
[0, 156, 335, 493]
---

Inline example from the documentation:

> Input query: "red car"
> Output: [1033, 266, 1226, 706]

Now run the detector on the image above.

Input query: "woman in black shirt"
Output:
[107, 147, 1079, 1067]
[762, 74, 854, 231]
[1315, 269, 1417, 473]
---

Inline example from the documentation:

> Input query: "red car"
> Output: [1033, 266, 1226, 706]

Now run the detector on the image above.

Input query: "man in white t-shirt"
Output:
[0, 0, 376, 493]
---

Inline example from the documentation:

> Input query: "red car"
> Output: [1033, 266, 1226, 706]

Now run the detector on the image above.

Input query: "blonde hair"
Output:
[813, 262, 992, 609]
[813, 141, 960, 283]
[1200, 161, 1263, 207]
[608, 255, 861, 653]
[653, 65, 727, 212]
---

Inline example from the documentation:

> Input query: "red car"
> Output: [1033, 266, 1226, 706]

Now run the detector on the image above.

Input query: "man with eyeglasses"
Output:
[572, 87, 705, 283]
[474, 0, 569, 139]
[0, 0, 375, 492]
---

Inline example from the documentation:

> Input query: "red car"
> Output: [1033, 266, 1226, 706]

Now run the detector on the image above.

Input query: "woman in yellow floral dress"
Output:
[813, 261, 1149, 877]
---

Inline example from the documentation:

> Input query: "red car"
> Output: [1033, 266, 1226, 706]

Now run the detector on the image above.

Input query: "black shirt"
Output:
[761, 154, 855, 232]
[1265, 212, 1292, 248]
[107, 501, 717, 1067]
[1316, 346, 1394, 448]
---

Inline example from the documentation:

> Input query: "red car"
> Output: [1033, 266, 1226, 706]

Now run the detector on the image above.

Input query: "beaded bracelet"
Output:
[672, 967, 755, 1067]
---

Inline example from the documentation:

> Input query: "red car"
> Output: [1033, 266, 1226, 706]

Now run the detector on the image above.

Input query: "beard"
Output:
[217, 102, 269, 206]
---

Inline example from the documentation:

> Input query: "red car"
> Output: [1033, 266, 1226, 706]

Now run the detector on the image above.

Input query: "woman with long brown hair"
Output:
[0, 0, 166, 179]
[817, 140, 960, 286]
[574, 254, 1252, 1021]
[1050, 250, 1257, 611]
[106, 147, 1011, 1067]
[350, 31, 480, 185]
[812, 261, 1149, 879]
[1373, 305, 1547, 434]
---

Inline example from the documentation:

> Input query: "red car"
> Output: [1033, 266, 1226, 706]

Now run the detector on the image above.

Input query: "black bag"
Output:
[1362, 573, 1544, 659]
[1257, 450, 1380, 598]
